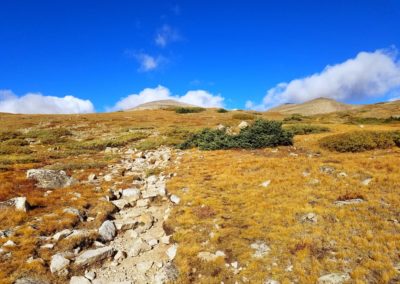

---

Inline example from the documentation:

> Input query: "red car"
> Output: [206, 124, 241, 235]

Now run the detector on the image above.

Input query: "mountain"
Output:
[125, 99, 198, 111]
[267, 97, 360, 115]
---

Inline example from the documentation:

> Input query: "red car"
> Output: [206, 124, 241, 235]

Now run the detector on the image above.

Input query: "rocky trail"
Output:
[5, 146, 183, 284]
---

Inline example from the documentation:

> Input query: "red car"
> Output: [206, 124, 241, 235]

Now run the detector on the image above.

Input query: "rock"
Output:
[98, 220, 116, 242]
[301, 212, 318, 224]
[53, 229, 73, 241]
[308, 178, 320, 185]
[0, 197, 29, 212]
[260, 180, 271, 188]
[88, 173, 97, 182]
[361, 177, 372, 186]
[136, 261, 153, 273]
[161, 235, 171, 244]
[41, 243, 54, 249]
[216, 124, 226, 131]
[3, 240, 16, 247]
[63, 207, 84, 221]
[103, 174, 113, 182]
[75, 246, 115, 266]
[334, 199, 364, 206]
[121, 188, 141, 200]
[111, 199, 130, 210]
[197, 250, 225, 261]
[50, 253, 70, 274]
[320, 165, 336, 175]
[84, 271, 96, 281]
[129, 238, 151, 257]
[170, 194, 180, 204]
[317, 273, 350, 284]
[70, 276, 91, 284]
[104, 147, 118, 154]
[27, 169, 76, 189]
[337, 172, 347, 178]
[250, 240, 270, 258]
[166, 244, 178, 261]
[147, 238, 158, 247]
[238, 121, 249, 129]
[114, 250, 127, 262]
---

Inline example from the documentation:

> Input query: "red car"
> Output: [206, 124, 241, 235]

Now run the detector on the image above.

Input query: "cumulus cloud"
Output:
[247, 49, 400, 110]
[0, 90, 94, 114]
[155, 25, 181, 47]
[110, 85, 224, 111]
[134, 52, 166, 72]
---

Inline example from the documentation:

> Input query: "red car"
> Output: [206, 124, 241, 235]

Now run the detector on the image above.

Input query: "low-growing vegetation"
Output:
[320, 130, 400, 152]
[285, 124, 330, 135]
[217, 108, 229, 113]
[232, 113, 256, 120]
[174, 106, 206, 114]
[180, 119, 293, 150]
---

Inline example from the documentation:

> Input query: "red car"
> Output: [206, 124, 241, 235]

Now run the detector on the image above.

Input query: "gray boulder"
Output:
[50, 253, 70, 274]
[75, 246, 115, 266]
[317, 273, 350, 284]
[27, 169, 76, 189]
[98, 220, 116, 242]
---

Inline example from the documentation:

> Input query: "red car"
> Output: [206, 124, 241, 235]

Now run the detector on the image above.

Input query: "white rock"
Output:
[197, 251, 225, 262]
[147, 239, 158, 247]
[301, 212, 318, 224]
[0, 197, 29, 212]
[121, 188, 140, 200]
[53, 229, 72, 241]
[161, 235, 171, 244]
[75, 246, 115, 266]
[3, 240, 16, 247]
[70, 276, 91, 284]
[136, 199, 150, 208]
[104, 174, 113, 182]
[238, 121, 249, 129]
[40, 243, 54, 249]
[166, 244, 178, 261]
[84, 271, 96, 281]
[317, 273, 350, 284]
[50, 253, 70, 274]
[98, 220, 116, 242]
[114, 250, 127, 262]
[250, 241, 270, 258]
[170, 194, 180, 205]
[260, 180, 271, 188]
[361, 177, 372, 186]
[334, 199, 364, 206]
[88, 173, 97, 182]
[111, 199, 129, 210]
[264, 280, 280, 284]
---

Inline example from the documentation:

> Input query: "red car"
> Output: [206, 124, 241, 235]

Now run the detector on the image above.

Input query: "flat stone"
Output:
[75, 246, 115, 266]
[334, 199, 364, 206]
[53, 229, 73, 241]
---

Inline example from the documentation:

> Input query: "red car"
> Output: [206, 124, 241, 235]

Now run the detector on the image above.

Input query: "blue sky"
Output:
[1, 0, 400, 113]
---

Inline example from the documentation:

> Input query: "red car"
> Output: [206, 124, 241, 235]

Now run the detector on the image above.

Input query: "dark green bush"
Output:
[179, 119, 293, 150]
[174, 107, 206, 114]
[285, 124, 330, 135]
[319, 131, 400, 152]
[217, 108, 229, 113]
[283, 114, 304, 122]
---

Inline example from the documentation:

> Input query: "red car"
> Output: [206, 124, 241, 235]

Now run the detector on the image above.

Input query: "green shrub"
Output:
[217, 108, 229, 113]
[346, 116, 400, 125]
[285, 124, 330, 135]
[25, 128, 72, 144]
[179, 119, 293, 150]
[2, 138, 29, 146]
[232, 113, 256, 120]
[174, 107, 205, 114]
[319, 131, 400, 152]
[0, 131, 22, 142]
[283, 114, 305, 122]
[0, 145, 33, 155]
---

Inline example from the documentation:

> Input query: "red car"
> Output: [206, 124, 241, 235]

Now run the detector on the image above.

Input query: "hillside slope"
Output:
[126, 99, 198, 111]
[268, 97, 360, 115]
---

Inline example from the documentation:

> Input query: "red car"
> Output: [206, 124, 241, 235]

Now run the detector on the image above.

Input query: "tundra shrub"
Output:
[174, 107, 205, 114]
[217, 108, 229, 113]
[180, 119, 293, 150]
[319, 131, 399, 152]
[232, 113, 256, 120]
[285, 124, 330, 135]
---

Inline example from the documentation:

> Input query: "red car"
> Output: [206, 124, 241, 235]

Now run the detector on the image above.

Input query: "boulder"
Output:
[170, 195, 180, 205]
[27, 169, 76, 189]
[128, 238, 151, 257]
[50, 253, 70, 274]
[75, 246, 115, 266]
[98, 220, 116, 242]
[53, 229, 73, 241]
[0, 197, 29, 212]
[317, 273, 350, 284]
[15, 278, 49, 284]
[121, 188, 141, 200]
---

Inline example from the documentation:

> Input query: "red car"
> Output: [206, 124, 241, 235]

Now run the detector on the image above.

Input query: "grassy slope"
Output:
[0, 109, 399, 283]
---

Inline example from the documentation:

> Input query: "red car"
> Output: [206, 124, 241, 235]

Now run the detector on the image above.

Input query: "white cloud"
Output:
[155, 25, 181, 47]
[0, 90, 94, 114]
[134, 52, 165, 72]
[110, 85, 224, 111]
[247, 49, 400, 110]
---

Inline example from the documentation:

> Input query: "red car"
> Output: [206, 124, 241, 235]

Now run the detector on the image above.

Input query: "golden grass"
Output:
[0, 109, 399, 283]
